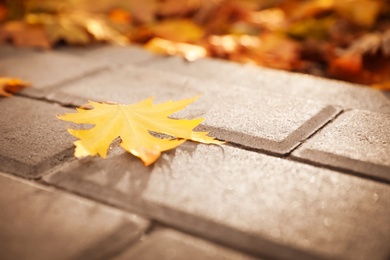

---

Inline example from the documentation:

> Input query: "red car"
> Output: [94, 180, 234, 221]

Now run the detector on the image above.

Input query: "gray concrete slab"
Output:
[45, 65, 207, 107]
[44, 148, 152, 213]
[293, 110, 390, 183]
[0, 44, 34, 58]
[55, 44, 106, 56]
[142, 56, 390, 114]
[0, 172, 149, 260]
[197, 90, 341, 154]
[46, 65, 340, 154]
[142, 143, 390, 260]
[0, 96, 75, 178]
[84, 45, 155, 65]
[0, 50, 107, 97]
[114, 228, 257, 260]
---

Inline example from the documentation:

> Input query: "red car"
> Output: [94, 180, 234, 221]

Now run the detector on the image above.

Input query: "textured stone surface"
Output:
[114, 228, 256, 260]
[0, 51, 106, 96]
[84, 45, 155, 65]
[46, 65, 340, 154]
[293, 110, 390, 182]
[0, 96, 75, 178]
[55, 45, 105, 56]
[46, 65, 206, 107]
[143, 56, 390, 113]
[0, 173, 149, 260]
[198, 90, 341, 154]
[44, 149, 152, 213]
[0, 44, 33, 58]
[143, 143, 390, 260]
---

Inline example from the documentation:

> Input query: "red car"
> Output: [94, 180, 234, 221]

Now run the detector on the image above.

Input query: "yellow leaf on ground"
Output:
[58, 96, 223, 166]
[0, 77, 30, 97]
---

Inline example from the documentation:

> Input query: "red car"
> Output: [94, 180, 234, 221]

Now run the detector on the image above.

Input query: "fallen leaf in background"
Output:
[26, 12, 128, 46]
[2, 0, 390, 89]
[150, 19, 205, 42]
[145, 37, 207, 61]
[0, 4, 7, 22]
[0, 77, 30, 97]
[158, 0, 201, 17]
[334, 0, 382, 27]
[372, 81, 390, 90]
[328, 29, 390, 85]
[0, 21, 51, 48]
[58, 96, 222, 166]
[128, 0, 158, 23]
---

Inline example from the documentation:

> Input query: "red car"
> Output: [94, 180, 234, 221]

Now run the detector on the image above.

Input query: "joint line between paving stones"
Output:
[226, 140, 390, 185]
[288, 108, 344, 154]
[290, 151, 390, 185]
[36, 169, 267, 259]
[223, 116, 390, 185]
[15, 91, 82, 109]
[1, 171, 260, 259]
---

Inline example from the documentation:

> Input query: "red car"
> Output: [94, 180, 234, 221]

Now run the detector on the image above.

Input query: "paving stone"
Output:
[293, 110, 390, 183]
[46, 65, 340, 154]
[46, 65, 205, 107]
[84, 45, 155, 65]
[0, 96, 75, 178]
[0, 172, 149, 260]
[0, 50, 106, 97]
[44, 149, 152, 213]
[114, 228, 256, 260]
[55, 44, 106, 56]
[0, 44, 34, 58]
[143, 56, 390, 114]
[198, 90, 341, 154]
[142, 143, 390, 260]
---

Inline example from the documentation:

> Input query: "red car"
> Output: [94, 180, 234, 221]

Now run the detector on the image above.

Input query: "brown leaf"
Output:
[0, 21, 51, 48]
[348, 29, 390, 57]
[0, 4, 7, 22]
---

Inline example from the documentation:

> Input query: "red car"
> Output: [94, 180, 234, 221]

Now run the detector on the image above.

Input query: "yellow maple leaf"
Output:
[0, 77, 30, 97]
[58, 96, 223, 166]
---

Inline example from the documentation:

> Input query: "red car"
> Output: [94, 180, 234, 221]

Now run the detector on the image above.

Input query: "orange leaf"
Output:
[108, 8, 132, 24]
[0, 21, 51, 49]
[0, 77, 30, 97]
[372, 81, 390, 90]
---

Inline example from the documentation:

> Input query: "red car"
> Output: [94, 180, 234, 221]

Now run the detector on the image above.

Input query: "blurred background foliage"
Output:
[1, 0, 390, 89]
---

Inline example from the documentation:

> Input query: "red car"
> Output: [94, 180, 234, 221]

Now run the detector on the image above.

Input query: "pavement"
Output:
[0, 43, 389, 260]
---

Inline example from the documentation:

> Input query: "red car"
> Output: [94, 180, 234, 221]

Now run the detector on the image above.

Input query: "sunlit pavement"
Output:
[1, 44, 389, 260]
